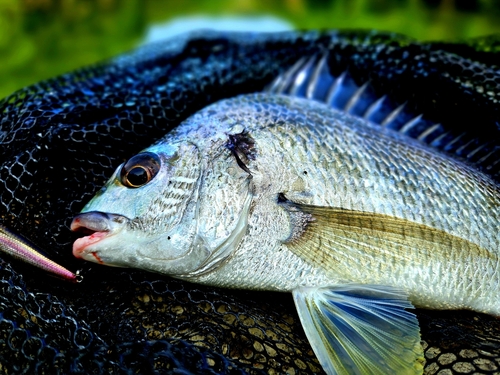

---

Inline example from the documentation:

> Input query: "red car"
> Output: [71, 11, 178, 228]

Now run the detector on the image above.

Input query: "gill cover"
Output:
[79, 136, 254, 277]
[135, 138, 254, 278]
[79, 141, 210, 274]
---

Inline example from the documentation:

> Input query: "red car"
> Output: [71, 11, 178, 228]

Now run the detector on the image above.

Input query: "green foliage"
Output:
[1, 0, 500, 99]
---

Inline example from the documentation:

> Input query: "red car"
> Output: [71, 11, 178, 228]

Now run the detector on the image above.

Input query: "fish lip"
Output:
[71, 211, 128, 262]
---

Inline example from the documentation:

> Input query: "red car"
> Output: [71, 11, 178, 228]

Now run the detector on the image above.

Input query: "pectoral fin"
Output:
[279, 197, 490, 276]
[292, 284, 424, 375]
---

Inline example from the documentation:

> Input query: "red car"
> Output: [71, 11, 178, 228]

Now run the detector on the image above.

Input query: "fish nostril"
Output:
[112, 216, 126, 224]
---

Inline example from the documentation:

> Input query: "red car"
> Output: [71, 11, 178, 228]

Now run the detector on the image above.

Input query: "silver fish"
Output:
[71, 92, 500, 375]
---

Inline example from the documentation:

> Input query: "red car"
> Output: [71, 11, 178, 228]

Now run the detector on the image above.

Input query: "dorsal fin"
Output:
[265, 54, 498, 175]
[266, 54, 436, 136]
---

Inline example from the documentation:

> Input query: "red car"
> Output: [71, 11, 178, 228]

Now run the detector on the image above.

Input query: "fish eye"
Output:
[120, 152, 161, 188]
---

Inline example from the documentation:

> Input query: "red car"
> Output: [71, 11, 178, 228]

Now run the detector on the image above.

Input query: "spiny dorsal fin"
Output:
[266, 54, 499, 173]
[265, 54, 434, 136]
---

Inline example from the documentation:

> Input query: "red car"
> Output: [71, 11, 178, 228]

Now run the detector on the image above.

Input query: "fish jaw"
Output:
[70, 208, 214, 274]
[71, 211, 129, 266]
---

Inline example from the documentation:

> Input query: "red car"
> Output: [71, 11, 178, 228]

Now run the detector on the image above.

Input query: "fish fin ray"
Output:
[266, 54, 448, 140]
[283, 200, 452, 247]
[279, 198, 488, 272]
[266, 54, 495, 173]
[292, 284, 424, 375]
[265, 57, 308, 94]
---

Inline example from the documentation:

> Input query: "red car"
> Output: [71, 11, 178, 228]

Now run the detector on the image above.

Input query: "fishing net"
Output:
[1, 30, 500, 374]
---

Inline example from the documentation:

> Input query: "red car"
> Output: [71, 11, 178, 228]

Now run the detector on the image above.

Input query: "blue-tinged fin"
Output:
[292, 284, 424, 375]
[266, 54, 424, 132]
[265, 54, 500, 174]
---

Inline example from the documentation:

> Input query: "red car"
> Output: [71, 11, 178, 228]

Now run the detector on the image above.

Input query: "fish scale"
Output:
[288, 117, 448, 230]
[215, 95, 497, 296]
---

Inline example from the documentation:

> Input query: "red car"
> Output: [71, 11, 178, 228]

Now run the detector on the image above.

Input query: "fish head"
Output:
[71, 119, 254, 278]
[71, 140, 210, 275]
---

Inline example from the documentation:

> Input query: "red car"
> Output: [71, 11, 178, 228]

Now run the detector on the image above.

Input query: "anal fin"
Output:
[293, 284, 424, 375]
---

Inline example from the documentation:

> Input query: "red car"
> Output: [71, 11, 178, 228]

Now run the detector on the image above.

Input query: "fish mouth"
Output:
[71, 211, 127, 263]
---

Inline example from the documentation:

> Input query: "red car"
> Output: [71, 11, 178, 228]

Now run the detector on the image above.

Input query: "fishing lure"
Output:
[0, 225, 79, 282]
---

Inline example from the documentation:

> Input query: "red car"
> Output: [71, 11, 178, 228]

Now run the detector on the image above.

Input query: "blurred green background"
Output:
[2, 0, 500, 99]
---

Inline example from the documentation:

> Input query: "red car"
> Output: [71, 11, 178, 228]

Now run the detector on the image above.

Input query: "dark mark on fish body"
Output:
[277, 192, 288, 203]
[226, 131, 256, 175]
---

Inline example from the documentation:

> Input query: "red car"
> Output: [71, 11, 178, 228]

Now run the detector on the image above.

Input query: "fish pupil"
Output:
[120, 152, 161, 188]
[127, 167, 149, 187]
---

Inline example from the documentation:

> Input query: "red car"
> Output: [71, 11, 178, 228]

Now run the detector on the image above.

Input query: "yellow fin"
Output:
[280, 197, 490, 277]
[293, 284, 424, 375]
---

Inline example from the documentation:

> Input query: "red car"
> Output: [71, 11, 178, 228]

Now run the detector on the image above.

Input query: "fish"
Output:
[70, 82, 500, 373]
[3, 29, 500, 374]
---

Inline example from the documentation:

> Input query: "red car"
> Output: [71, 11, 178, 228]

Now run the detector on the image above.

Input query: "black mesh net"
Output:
[1, 30, 500, 374]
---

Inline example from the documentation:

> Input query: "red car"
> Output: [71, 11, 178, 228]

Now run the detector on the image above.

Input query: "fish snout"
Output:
[71, 211, 127, 233]
[71, 211, 128, 262]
